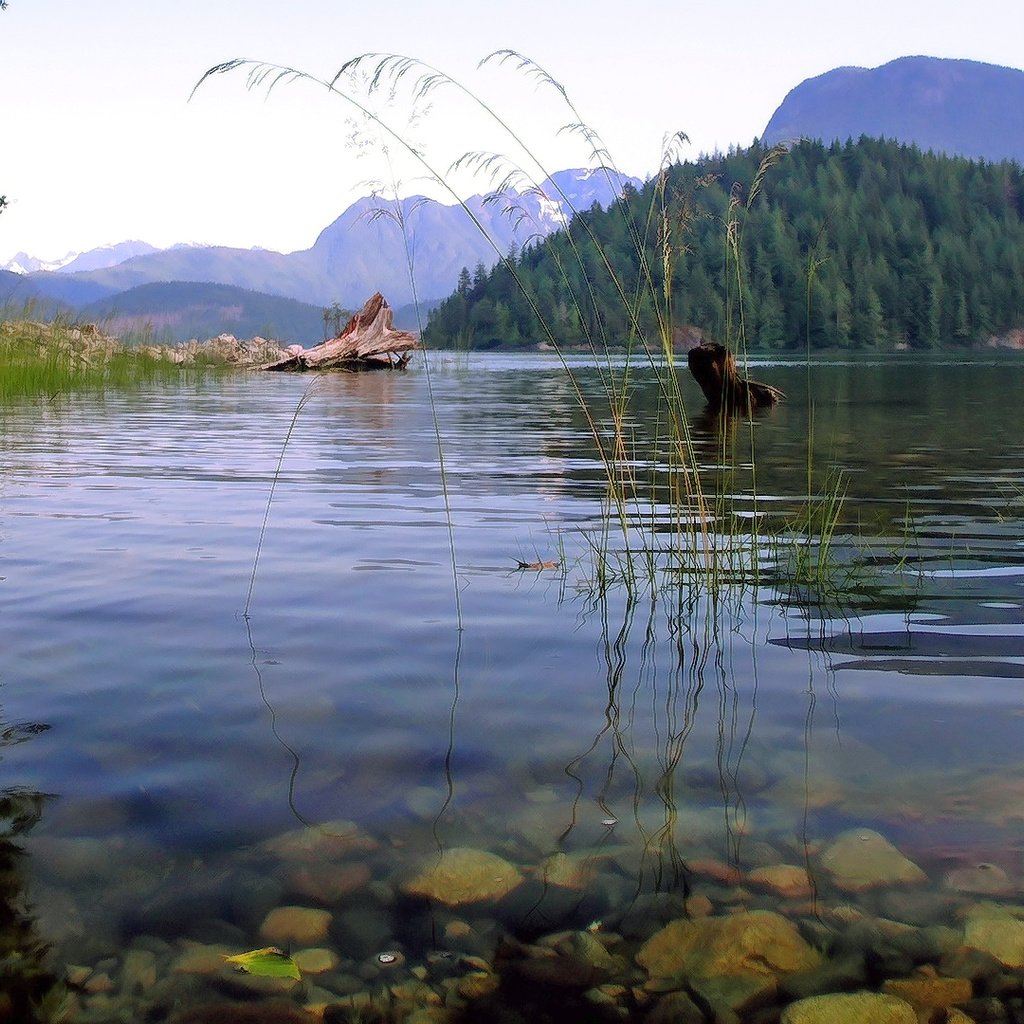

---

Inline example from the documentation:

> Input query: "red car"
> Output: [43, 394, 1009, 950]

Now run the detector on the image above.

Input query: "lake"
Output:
[2, 351, 1023, 1023]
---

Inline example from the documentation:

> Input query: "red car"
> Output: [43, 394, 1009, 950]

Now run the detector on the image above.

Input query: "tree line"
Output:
[422, 137, 1024, 351]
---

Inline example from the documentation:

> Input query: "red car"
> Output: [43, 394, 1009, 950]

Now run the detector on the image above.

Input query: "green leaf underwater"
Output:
[223, 947, 301, 980]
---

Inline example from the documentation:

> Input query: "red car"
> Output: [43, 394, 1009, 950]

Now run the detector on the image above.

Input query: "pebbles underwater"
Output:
[11, 799, 1024, 1024]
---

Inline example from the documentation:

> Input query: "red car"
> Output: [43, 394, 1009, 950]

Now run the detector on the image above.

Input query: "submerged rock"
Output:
[964, 903, 1024, 967]
[456, 971, 501, 999]
[172, 1002, 318, 1023]
[170, 942, 235, 976]
[259, 905, 332, 946]
[402, 848, 524, 906]
[120, 948, 158, 995]
[819, 829, 927, 893]
[637, 910, 822, 983]
[508, 930, 620, 989]
[293, 947, 340, 975]
[261, 820, 380, 862]
[778, 953, 868, 1001]
[535, 851, 603, 891]
[285, 861, 372, 903]
[943, 862, 1016, 896]
[881, 975, 973, 1013]
[689, 972, 779, 1016]
[780, 991, 917, 1023]
[748, 863, 815, 899]
[645, 990, 705, 1024]
[686, 857, 743, 886]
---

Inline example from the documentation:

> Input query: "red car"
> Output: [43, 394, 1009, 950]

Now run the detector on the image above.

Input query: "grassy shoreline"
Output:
[0, 317, 292, 400]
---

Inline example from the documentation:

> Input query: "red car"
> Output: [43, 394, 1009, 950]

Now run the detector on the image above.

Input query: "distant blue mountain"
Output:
[59, 240, 163, 274]
[0, 267, 38, 302]
[21, 167, 643, 312]
[762, 56, 1024, 164]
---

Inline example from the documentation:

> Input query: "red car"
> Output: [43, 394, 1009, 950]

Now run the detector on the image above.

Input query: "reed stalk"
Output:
[196, 52, 856, 603]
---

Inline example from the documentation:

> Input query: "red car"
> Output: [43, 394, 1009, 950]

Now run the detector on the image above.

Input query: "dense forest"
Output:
[422, 137, 1024, 351]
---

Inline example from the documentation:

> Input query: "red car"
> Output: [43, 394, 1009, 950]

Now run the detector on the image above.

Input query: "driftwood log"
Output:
[262, 293, 418, 371]
[687, 342, 784, 414]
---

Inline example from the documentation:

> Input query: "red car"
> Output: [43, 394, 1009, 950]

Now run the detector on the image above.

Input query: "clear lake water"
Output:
[1, 351, 1022, 1021]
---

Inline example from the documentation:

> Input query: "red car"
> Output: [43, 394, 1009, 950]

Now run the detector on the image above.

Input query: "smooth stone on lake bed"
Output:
[747, 863, 814, 899]
[637, 910, 822, 982]
[285, 860, 372, 903]
[819, 829, 927, 892]
[170, 942, 235, 975]
[535, 851, 602, 890]
[293, 947, 340, 974]
[507, 930, 619, 989]
[401, 847, 524, 906]
[780, 991, 918, 1023]
[943, 862, 1015, 896]
[259, 905, 332, 945]
[963, 903, 1024, 967]
[645, 990, 706, 1024]
[688, 973, 779, 1016]
[261, 820, 380, 862]
[881, 975, 973, 1011]
[120, 947, 158, 993]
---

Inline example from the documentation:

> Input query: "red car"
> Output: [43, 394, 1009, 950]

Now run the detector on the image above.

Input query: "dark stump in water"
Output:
[687, 342, 783, 414]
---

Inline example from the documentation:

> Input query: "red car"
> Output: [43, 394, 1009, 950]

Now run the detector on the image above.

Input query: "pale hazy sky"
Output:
[2, 0, 1023, 264]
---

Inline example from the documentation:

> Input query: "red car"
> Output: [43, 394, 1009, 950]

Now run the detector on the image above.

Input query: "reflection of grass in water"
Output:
[991, 479, 1024, 521]
[543, 583, 781, 908]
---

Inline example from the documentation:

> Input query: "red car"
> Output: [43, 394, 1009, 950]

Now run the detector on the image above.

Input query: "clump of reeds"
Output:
[196, 50, 853, 601]
[0, 314, 197, 400]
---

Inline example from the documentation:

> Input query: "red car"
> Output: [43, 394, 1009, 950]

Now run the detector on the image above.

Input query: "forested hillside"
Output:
[80, 281, 330, 345]
[422, 138, 1024, 351]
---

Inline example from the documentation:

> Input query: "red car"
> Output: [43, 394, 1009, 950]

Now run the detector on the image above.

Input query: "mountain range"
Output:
[3, 240, 164, 276]
[4, 55, 1024, 343]
[1, 168, 641, 341]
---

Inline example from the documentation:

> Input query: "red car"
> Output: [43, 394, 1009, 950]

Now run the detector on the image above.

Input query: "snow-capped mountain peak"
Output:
[2, 250, 81, 274]
[2, 240, 163, 276]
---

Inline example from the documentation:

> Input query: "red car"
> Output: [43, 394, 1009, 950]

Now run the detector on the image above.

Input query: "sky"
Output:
[2, 0, 1023, 265]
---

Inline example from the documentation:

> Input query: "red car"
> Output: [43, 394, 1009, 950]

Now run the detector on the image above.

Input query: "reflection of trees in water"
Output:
[0, 714, 62, 1022]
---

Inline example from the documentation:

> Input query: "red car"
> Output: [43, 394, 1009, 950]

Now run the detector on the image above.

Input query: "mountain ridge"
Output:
[762, 56, 1024, 164]
[15, 167, 643, 313]
[77, 280, 432, 341]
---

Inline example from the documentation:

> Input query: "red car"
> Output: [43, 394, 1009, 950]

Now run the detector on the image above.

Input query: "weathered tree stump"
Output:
[687, 342, 784, 414]
[262, 293, 417, 371]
